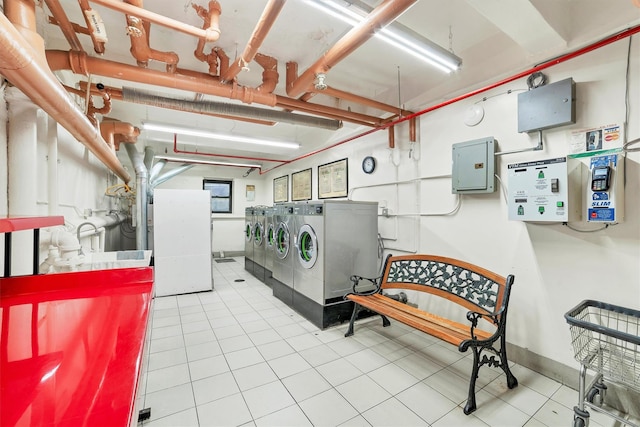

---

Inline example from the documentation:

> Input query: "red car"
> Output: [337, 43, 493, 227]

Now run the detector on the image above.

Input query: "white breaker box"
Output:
[508, 157, 581, 222]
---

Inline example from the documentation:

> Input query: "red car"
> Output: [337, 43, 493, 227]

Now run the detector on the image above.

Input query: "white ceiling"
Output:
[37, 0, 640, 169]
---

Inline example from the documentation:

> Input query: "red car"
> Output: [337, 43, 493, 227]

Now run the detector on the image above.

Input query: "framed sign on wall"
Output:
[291, 168, 312, 201]
[318, 158, 348, 199]
[273, 175, 289, 203]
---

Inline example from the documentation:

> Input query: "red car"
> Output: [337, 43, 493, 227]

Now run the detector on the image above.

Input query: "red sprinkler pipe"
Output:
[259, 24, 640, 175]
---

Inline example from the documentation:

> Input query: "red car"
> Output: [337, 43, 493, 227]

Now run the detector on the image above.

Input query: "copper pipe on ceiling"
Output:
[388, 125, 395, 148]
[220, 0, 286, 83]
[88, 0, 221, 42]
[0, 7, 130, 182]
[409, 117, 416, 142]
[216, 47, 229, 76]
[123, 86, 340, 129]
[314, 86, 412, 116]
[44, 0, 83, 51]
[47, 50, 373, 127]
[125, 14, 179, 72]
[286, 0, 417, 98]
[47, 50, 278, 107]
[5, 0, 43, 50]
[254, 53, 278, 93]
[193, 1, 222, 74]
[78, 82, 277, 126]
[62, 84, 112, 126]
[48, 16, 91, 36]
[100, 118, 140, 151]
[77, 0, 105, 54]
[275, 96, 382, 127]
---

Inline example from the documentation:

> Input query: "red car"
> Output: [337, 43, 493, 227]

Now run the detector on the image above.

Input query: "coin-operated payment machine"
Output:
[587, 152, 624, 223]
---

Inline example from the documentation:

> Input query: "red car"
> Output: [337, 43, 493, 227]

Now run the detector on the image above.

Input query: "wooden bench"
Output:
[344, 254, 518, 415]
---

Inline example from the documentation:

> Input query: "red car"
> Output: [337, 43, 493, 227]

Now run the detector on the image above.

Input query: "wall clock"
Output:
[362, 156, 376, 174]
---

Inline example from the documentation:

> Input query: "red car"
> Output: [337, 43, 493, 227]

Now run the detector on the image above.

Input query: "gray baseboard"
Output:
[508, 343, 640, 418]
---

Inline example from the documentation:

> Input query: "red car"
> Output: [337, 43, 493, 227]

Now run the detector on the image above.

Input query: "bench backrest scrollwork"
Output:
[380, 254, 514, 317]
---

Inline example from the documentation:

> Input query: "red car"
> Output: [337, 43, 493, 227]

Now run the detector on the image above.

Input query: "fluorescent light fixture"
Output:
[155, 155, 261, 169]
[142, 122, 300, 150]
[304, 0, 462, 73]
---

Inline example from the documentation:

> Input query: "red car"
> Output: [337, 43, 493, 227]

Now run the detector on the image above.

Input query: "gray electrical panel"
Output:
[452, 137, 496, 194]
[518, 77, 576, 133]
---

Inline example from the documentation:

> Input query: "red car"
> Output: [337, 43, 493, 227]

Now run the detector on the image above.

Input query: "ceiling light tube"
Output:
[304, 0, 461, 72]
[142, 122, 300, 149]
[155, 155, 261, 169]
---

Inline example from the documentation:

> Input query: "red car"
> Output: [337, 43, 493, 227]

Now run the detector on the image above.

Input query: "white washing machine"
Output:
[244, 207, 255, 273]
[271, 203, 295, 306]
[265, 206, 276, 286]
[292, 200, 378, 328]
[253, 206, 267, 282]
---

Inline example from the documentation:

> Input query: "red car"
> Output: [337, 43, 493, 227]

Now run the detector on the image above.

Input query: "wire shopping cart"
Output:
[565, 300, 640, 427]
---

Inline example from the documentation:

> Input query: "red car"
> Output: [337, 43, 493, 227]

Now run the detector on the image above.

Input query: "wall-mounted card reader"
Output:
[590, 166, 611, 192]
[585, 153, 623, 223]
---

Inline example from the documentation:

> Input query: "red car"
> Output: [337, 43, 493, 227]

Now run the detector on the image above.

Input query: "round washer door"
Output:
[245, 222, 253, 242]
[275, 223, 290, 260]
[266, 223, 275, 249]
[296, 224, 318, 269]
[254, 222, 264, 246]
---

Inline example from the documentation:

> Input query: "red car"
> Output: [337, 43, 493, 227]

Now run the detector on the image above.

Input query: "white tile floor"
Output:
[138, 257, 637, 427]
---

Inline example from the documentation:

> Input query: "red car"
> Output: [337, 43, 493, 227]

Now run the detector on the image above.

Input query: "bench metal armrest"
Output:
[466, 306, 504, 326]
[458, 307, 506, 352]
[344, 275, 382, 298]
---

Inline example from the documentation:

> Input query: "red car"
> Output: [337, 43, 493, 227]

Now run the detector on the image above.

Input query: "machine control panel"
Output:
[294, 204, 324, 215]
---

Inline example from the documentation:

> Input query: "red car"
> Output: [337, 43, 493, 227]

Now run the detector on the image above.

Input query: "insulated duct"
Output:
[124, 143, 148, 250]
[122, 87, 342, 130]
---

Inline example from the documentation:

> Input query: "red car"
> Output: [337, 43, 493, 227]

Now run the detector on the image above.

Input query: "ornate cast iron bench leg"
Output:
[500, 333, 518, 389]
[464, 347, 481, 415]
[344, 303, 392, 337]
[345, 303, 360, 337]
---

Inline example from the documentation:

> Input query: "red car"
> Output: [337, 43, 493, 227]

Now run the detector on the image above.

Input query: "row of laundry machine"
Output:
[244, 200, 379, 329]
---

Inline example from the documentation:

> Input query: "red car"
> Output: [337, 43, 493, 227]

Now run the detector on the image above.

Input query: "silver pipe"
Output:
[143, 146, 155, 170]
[151, 163, 194, 190]
[495, 130, 544, 156]
[122, 87, 343, 130]
[148, 159, 167, 182]
[124, 143, 148, 250]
